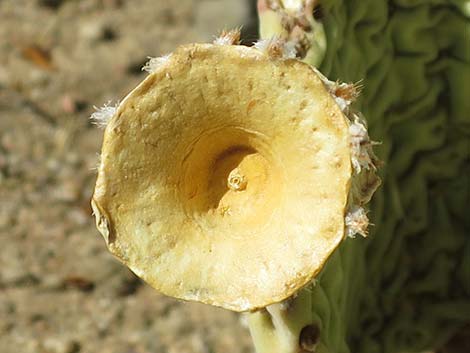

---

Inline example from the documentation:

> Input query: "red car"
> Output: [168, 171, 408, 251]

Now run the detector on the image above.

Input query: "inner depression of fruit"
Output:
[180, 127, 283, 233]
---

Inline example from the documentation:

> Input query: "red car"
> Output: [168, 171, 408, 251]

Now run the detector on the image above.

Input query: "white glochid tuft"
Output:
[213, 28, 241, 46]
[349, 116, 374, 174]
[90, 101, 118, 129]
[142, 54, 172, 73]
[253, 38, 271, 53]
[254, 37, 297, 60]
[332, 82, 361, 112]
[345, 206, 369, 238]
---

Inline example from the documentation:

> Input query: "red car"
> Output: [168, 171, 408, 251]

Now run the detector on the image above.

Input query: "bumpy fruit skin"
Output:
[250, 1, 470, 353]
[92, 41, 379, 312]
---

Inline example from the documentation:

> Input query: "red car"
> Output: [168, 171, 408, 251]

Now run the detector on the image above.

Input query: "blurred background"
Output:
[0, 1, 258, 352]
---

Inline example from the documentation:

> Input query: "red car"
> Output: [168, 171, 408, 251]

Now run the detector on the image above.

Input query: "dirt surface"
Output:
[0, 1, 256, 352]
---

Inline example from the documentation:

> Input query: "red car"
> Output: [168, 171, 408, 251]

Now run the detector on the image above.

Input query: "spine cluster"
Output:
[90, 101, 117, 129]
[142, 54, 172, 74]
[312, 69, 380, 238]
[253, 37, 297, 59]
[213, 29, 241, 46]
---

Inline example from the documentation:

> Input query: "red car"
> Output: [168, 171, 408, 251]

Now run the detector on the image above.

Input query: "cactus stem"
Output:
[248, 289, 317, 353]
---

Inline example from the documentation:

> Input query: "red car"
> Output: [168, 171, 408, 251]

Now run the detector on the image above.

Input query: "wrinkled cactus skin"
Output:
[251, 1, 470, 352]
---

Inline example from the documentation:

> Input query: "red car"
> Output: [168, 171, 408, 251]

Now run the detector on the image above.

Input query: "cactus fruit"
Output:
[91, 35, 380, 312]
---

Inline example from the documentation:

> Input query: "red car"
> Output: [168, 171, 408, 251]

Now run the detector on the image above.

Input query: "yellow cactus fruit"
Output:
[91, 39, 378, 311]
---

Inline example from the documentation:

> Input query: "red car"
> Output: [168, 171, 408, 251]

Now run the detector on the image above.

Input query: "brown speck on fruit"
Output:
[247, 100, 257, 113]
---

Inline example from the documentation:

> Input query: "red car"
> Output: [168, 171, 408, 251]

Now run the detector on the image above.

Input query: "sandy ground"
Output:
[0, 1, 257, 352]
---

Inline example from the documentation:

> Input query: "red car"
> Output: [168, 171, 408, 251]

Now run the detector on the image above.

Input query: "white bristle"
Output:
[253, 37, 297, 59]
[253, 38, 271, 53]
[213, 29, 241, 45]
[214, 36, 234, 46]
[90, 101, 117, 129]
[345, 206, 369, 238]
[349, 116, 374, 174]
[142, 54, 172, 73]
